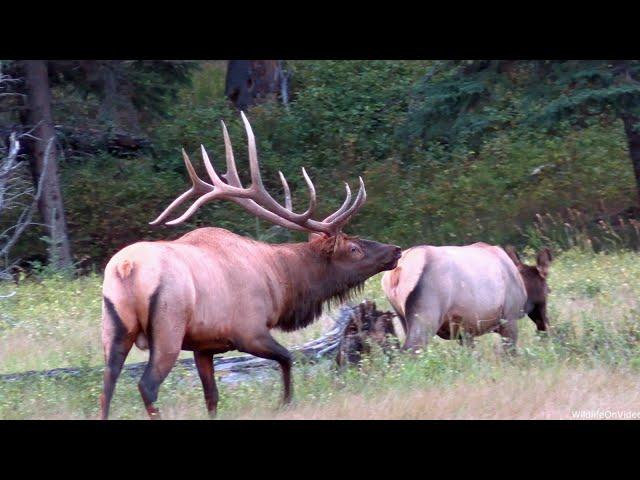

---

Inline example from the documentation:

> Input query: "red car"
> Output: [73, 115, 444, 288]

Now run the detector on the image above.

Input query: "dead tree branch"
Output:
[0, 134, 51, 278]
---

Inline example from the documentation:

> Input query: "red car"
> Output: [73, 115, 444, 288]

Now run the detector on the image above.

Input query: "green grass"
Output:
[1, 247, 639, 419]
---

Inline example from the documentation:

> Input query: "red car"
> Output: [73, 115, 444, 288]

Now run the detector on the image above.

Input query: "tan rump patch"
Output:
[116, 259, 134, 279]
[389, 267, 402, 292]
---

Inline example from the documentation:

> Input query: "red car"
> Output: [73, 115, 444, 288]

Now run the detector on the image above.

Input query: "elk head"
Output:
[505, 246, 553, 331]
[150, 111, 402, 285]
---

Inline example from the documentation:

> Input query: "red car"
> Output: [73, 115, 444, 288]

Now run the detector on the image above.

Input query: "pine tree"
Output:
[405, 60, 640, 204]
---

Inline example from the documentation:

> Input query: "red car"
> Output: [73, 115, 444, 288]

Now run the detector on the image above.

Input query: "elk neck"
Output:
[268, 241, 365, 332]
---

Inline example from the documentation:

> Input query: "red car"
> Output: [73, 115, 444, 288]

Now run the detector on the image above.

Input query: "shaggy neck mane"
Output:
[270, 241, 365, 332]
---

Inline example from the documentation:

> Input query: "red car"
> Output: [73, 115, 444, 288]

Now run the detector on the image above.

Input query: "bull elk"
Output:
[381, 243, 552, 352]
[100, 112, 401, 419]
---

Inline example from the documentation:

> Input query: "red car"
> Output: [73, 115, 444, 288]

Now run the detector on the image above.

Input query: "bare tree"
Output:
[19, 60, 72, 270]
[0, 131, 50, 279]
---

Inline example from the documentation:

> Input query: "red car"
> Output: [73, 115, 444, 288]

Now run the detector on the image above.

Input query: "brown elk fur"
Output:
[382, 243, 528, 352]
[504, 246, 553, 331]
[101, 227, 400, 419]
[100, 112, 401, 420]
[382, 244, 553, 354]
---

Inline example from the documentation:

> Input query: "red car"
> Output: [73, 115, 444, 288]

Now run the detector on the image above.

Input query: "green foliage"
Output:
[402, 61, 531, 153]
[144, 60, 635, 251]
[48, 60, 197, 127]
[150, 60, 433, 245]
[5, 60, 640, 268]
[525, 210, 640, 253]
[125, 60, 197, 119]
[60, 155, 191, 264]
[531, 61, 640, 125]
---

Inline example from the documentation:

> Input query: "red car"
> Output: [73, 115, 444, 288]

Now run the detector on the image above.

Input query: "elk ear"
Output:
[308, 232, 324, 242]
[504, 245, 522, 266]
[536, 248, 552, 278]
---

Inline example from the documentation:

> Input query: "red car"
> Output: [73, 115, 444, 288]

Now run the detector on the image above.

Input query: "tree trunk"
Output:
[21, 60, 73, 269]
[225, 60, 288, 110]
[96, 61, 142, 135]
[621, 114, 640, 206]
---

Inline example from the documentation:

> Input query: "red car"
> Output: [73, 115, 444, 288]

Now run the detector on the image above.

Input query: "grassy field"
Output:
[1, 247, 639, 420]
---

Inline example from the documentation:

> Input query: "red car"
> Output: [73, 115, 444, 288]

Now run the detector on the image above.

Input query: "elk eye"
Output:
[350, 246, 358, 253]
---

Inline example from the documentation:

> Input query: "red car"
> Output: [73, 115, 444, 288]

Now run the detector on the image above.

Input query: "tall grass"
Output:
[0, 247, 639, 419]
[524, 208, 640, 252]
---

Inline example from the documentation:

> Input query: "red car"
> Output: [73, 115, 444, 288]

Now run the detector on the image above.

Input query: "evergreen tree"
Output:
[405, 60, 640, 203]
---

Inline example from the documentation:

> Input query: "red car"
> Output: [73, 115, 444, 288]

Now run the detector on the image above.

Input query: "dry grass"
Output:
[232, 367, 640, 420]
[0, 276, 339, 374]
[1, 247, 640, 420]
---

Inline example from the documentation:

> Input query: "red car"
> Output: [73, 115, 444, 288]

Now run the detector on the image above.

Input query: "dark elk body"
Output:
[100, 112, 401, 419]
[504, 246, 553, 332]
[382, 243, 552, 351]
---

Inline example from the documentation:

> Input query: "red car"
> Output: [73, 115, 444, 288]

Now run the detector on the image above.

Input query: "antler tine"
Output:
[301, 167, 316, 211]
[322, 182, 352, 223]
[164, 190, 316, 232]
[152, 120, 319, 230]
[161, 169, 313, 231]
[220, 120, 243, 188]
[200, 145, 250, 197]
[149, 149, 213, 225]
[322, 177, 367, 233]
[240, 111, 317, 223]
[165, 191, 313, 231]
[165, 190, 223, 226]
[151, 113, 368, 235]
[297, 177, 366, 235]
[279, 171, 292, 211]
[241, 110, 264, 189]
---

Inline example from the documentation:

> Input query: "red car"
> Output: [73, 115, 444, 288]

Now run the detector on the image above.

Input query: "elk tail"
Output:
[115, 259, 135, 280]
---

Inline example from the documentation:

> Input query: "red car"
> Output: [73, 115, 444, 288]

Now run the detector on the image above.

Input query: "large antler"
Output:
[150, 112, 366, 236]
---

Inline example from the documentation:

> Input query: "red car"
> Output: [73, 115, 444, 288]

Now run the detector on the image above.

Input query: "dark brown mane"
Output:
[271, 240, 368, 332]
[276, 280, 366, 332]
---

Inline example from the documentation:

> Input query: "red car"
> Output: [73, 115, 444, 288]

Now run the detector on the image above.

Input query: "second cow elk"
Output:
[504, 246, 553, 332]
[382, 243, 552, 352]
[100, 112, 401, 419]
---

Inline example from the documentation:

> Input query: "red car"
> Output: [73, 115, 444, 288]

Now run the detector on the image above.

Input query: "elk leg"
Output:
[404, 310, 441, 352]
[138, 346, 181, 420]
[529, 304, 550, 332]
[100, 296, 136, 420]
[404, 320, 429, 351]
[394, 312, 408, 338]
[403, 284, 443, 351]
[498, 320, 518, 355]
[238, 333, 293, 406]
[194, 350, 219, 418]
[458, 331, 476, 348]
[100, 334, 134, 420]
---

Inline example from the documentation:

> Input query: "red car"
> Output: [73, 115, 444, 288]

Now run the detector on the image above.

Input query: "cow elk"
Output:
[381, 243, 552, 352]
[100, 112, 401, 419]
[504, 246, 553, 332]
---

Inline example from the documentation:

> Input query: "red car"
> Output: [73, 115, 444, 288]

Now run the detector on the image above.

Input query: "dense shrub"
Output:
[11, 60, 638, 268]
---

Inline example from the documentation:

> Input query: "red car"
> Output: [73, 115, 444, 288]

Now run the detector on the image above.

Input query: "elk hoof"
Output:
[146, 406, 162, 420]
